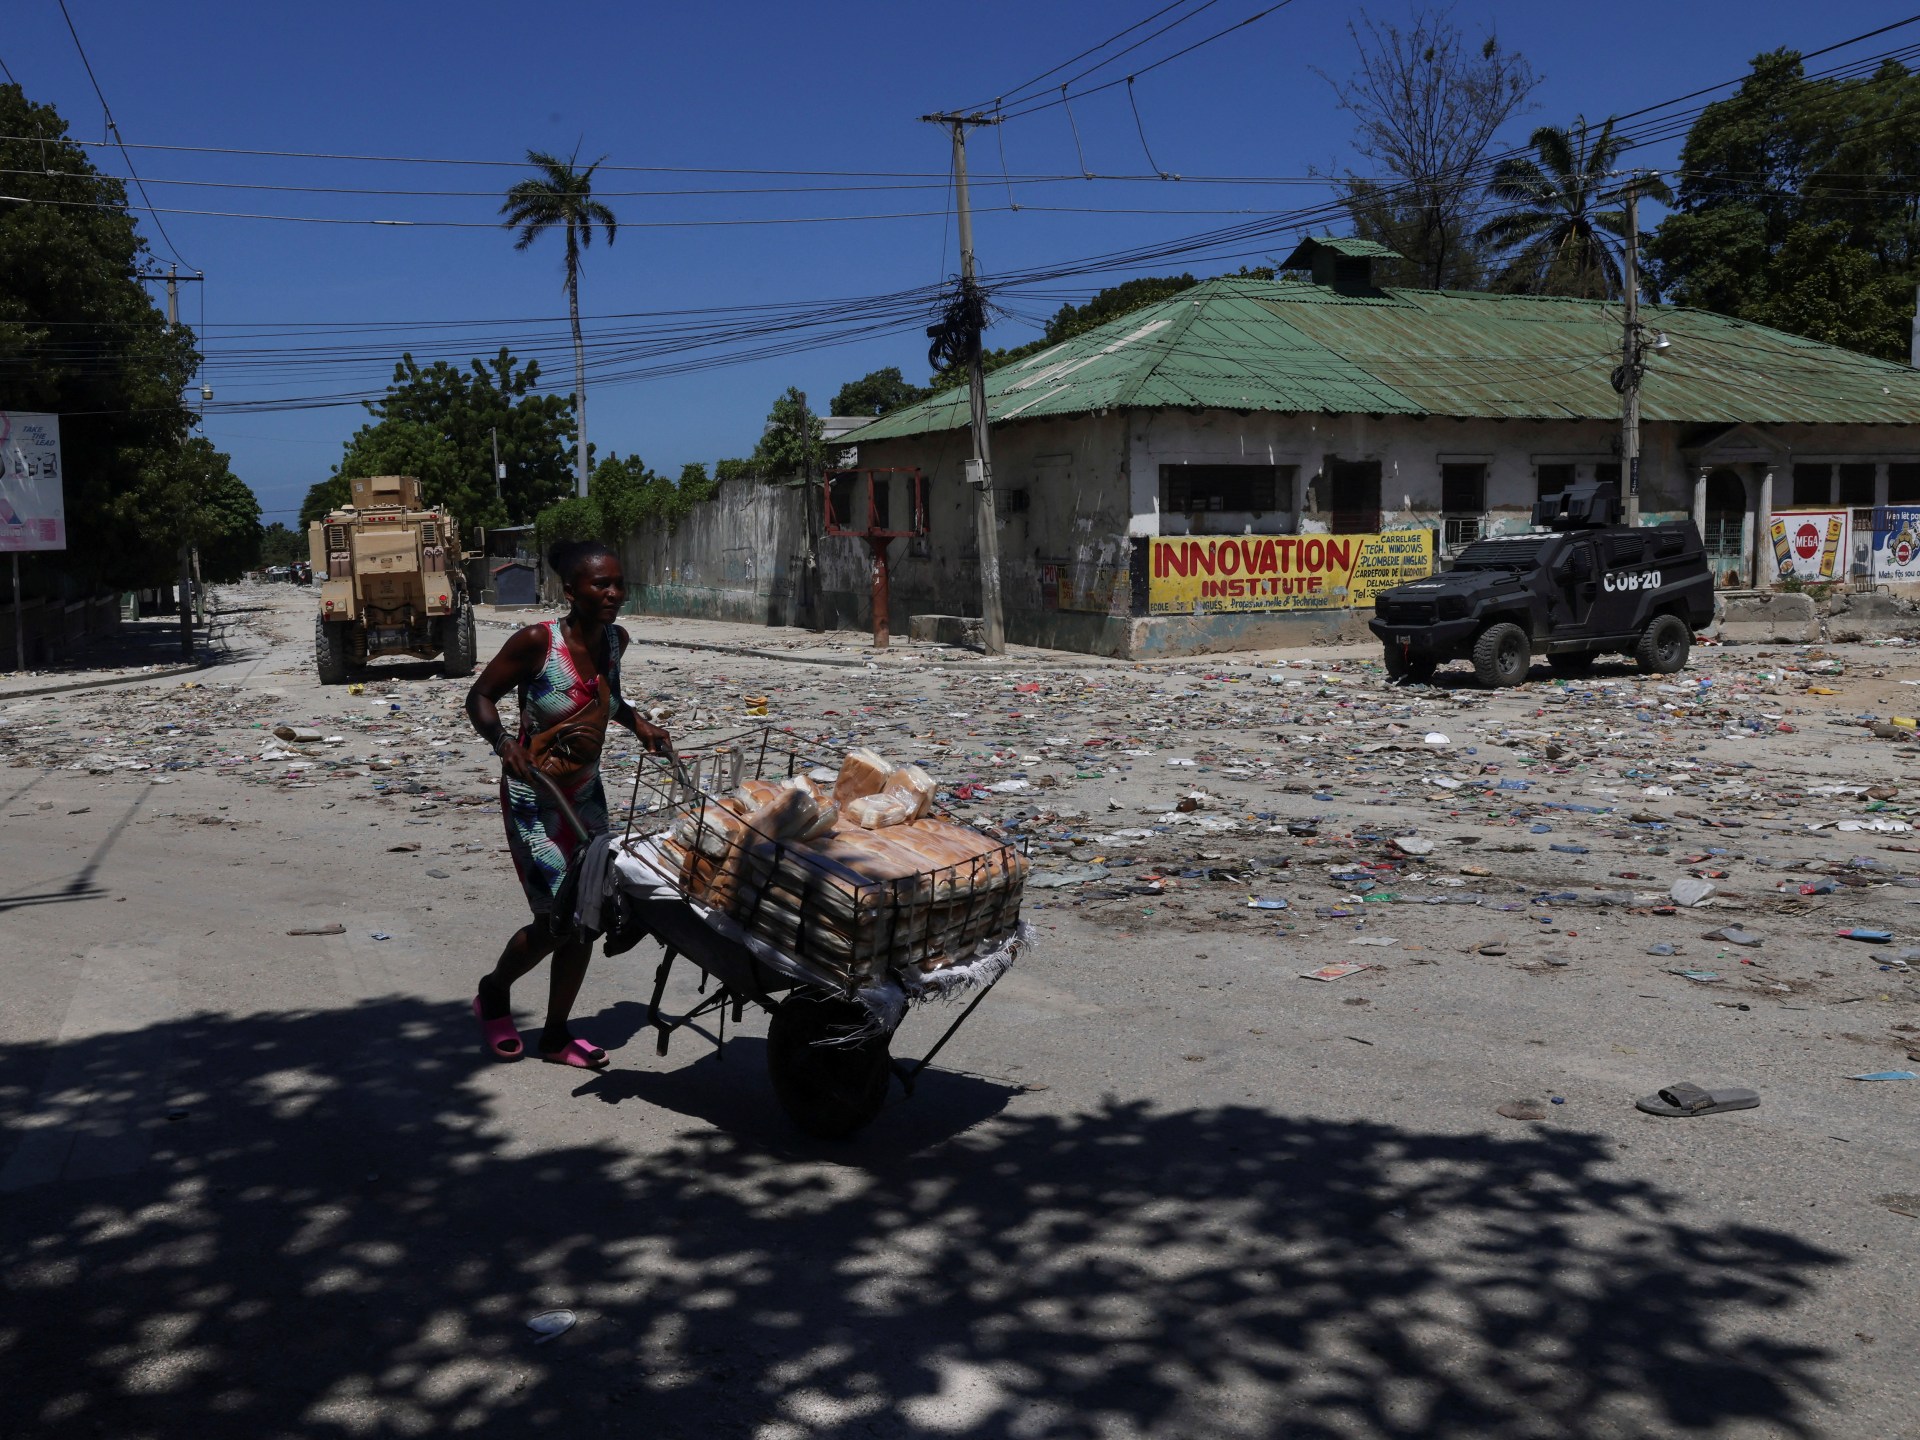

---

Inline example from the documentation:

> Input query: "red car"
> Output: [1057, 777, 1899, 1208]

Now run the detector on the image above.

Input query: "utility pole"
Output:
[1619, 178, 1643, 528]
[168, 265, 194, 658]
[921, 111, 1006, 655]
[797, 389, 822, 631]
[491, 426, 504, 507]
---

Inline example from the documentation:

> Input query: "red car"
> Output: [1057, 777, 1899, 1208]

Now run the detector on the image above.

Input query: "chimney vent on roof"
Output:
[1279, 235, 1405, 294]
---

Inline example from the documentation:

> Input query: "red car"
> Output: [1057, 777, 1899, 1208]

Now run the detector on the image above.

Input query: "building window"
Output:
[1889, 463, 1920, 505]
[1326, 458, 1382, 533]
[1838, 463, 1876, 506]
[869, 477, 891, 530]
[1536, 463, 1576, 504]
[1440, 463, 1485, 549]
[1160, 464, 1284, 513]
[1441, 462, 1486, 514]
[1789, 463, 1830, 508]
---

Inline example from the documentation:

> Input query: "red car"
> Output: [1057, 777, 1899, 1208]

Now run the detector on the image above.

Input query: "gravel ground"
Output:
[1, 581, 1917, 1440]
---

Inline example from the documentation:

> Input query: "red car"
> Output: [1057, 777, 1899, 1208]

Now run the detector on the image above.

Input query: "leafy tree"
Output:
[533, 452, 717, 553]
[1479, 117, 1670, 298]
[0, 83, 200, 591]
[1648, 50, 1920, 359]
[714, 458, 761, 483]
[306, 348, 574, 526]
[258, 522, 305, 567]
[751, 387, 824, 479]
[123, 437, 260, 584]
[1317, 9, 1539, 289]
[832, 367, 929, 418]
[502, 148, 617, 497]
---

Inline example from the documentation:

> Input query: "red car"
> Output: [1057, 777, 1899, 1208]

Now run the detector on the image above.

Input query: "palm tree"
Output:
[502, 149, 617, 497]
[1476, 117, 1671, 299]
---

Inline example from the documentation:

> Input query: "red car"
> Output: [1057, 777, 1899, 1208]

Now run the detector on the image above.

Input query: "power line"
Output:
[999, 1, 1302, 121]
[52, 0, 192, 269]
[951, 0, 1214, 115]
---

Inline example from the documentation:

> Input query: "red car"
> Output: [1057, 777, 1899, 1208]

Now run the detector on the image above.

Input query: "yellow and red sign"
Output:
[1148, 530, 1435, 614]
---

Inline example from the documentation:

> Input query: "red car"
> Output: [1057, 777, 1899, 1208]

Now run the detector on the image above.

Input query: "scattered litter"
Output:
[1636, 1083, 1760, 1117]
[369, 931, 392, 941]
[1669, 968, 1724, 984]
[1670, 877, 1717, 907]
[1837, 928, 1894, 944]
[1246, 896, 1289, 910]
[1302, 962, 1372, 980]
[1702, 926, 1762, 946]
[1496, 1100, 1547, 1121]
[1848, 1070, 1919, 1081]
[286, 923, 346, 936]
[526, 1309, 578, 1343]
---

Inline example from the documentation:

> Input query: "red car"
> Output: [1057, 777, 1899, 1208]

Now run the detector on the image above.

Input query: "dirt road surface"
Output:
[3, 582, 1917, 1439]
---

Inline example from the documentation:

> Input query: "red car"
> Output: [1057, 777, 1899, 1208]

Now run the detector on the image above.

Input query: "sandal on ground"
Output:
[540, 1037, 610, 1070]
[1635, 1081, 1758, 1117]
[472, 994, 523, 1060]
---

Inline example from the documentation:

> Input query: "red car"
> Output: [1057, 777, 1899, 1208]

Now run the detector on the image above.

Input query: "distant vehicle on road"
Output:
[1370, 479, 1715, 688]
[307, 474, 475, 684]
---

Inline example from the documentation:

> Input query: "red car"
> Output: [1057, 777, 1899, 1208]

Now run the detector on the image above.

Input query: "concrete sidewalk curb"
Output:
[0, 657, 215, 702]
[471, 614, 1133, 672]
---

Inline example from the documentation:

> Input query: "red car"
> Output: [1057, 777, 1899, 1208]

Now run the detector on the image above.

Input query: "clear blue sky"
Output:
[4, 0, 1916, 525]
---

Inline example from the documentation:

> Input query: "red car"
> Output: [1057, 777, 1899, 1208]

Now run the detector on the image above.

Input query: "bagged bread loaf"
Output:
[672, 801, 748, 861]
[744, 776, 828, 842]
[881, 763, 936, 819]
[833, 747, 896, 807]
[845, 793, 913, 830]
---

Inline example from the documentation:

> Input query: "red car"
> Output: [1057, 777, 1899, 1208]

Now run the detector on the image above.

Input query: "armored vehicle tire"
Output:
[1635, 613, 1691, 675]
[1472, 622, 1531, 688]
[766, 993, 891, 1139]
[1547, 652, 1596, 677]
[316, 615, 352, 685]
[1382, 646, 1436, 684]
[441, 602, 477, 679]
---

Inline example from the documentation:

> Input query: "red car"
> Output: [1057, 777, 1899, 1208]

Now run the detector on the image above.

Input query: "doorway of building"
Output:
[1702, 467, 1747, 585]
[1327, 458, 1382, 532]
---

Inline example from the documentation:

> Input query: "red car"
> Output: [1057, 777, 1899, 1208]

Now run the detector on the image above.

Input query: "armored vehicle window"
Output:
[1838, 463, 1876, 506]
[1161, 465, 1284, 514]
[1595, 463, 1621, 488]
[1453, 536, 1551, 570]
[1607, 532, 1651, 567]
[1889, 463, 1920, 505]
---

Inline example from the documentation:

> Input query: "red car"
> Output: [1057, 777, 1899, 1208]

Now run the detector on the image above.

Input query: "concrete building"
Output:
[827, 238, 1920, 656]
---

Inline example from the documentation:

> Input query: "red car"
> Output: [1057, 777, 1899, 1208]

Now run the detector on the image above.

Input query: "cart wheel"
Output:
[766, 994, 891, 1139]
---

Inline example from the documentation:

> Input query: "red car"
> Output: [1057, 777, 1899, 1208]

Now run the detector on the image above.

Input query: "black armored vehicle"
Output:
[1369, 479, 1714, 687]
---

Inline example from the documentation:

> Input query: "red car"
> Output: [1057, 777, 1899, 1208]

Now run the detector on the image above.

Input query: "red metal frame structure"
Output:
[823, 468, 928, 648]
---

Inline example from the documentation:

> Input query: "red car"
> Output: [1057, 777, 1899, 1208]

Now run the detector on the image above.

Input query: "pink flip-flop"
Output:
[539, 1037, 609, 1070]
[472, 994, 523, 1060]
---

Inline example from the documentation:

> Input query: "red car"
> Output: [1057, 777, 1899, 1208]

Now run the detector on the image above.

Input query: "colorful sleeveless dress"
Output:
[499, 619, 631, 916]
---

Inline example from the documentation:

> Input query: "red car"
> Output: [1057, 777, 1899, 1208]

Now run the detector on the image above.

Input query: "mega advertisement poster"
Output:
[1872, 507, 1920, 583]
[1768, 508, 1848, 583]
[1148, 530, 1434, 614]
[0, 411, 65, 553]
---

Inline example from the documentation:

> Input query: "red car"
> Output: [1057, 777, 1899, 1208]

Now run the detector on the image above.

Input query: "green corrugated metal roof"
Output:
[841, 275, 1920, 444]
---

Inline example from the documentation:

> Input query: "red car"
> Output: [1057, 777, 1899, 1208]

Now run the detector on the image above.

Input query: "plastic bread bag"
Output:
[844, 793, 913, 830]
[833, 747, 897, 807]
[881, 763, 937, 819]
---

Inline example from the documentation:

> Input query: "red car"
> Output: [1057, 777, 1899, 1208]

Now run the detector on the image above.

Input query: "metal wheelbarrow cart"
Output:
[599, 731, 1032, 1139]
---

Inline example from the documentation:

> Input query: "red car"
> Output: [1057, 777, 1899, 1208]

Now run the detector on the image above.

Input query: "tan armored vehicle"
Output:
[308, 474, 477, 684]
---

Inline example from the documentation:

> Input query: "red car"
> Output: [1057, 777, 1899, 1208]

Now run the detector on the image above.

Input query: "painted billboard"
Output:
[0, 411, 65, 553]
[1872, 506, 1920, 583]
[1148, 530, 1435, 614]
[1768, 508, 1849, 584]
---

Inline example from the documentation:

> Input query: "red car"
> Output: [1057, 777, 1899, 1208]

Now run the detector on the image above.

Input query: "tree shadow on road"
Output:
[0, 996, 1841, 1439]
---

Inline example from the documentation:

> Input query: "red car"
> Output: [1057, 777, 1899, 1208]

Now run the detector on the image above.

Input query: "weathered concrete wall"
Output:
[1716, 590, 1821, 644]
